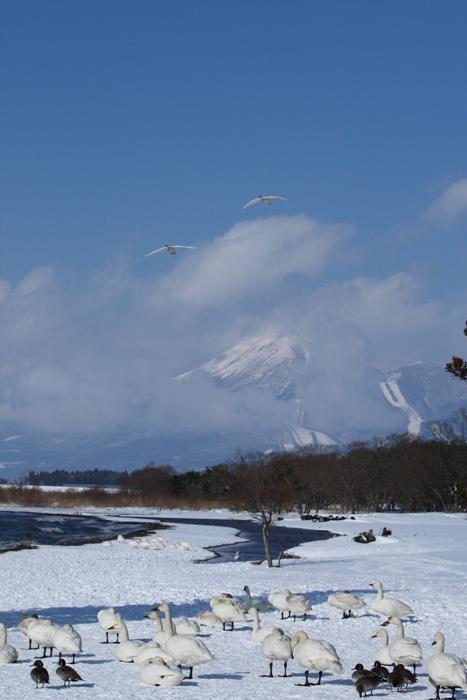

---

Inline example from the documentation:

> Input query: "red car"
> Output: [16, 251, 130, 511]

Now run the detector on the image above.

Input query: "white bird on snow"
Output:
[145, 244, 196, 257]
[156, 603, 213, 679]
[370, 628, 393, 667]
[261, 629, 292, 678]
[140, 656, 184, 687]
[249, 607, 283, 644]
[243, 194, 288, 209]
[327, 590, 366, 619]
[291, 631, 343, 686]
[382, 615, 422, 673]
[97, 607, 121, 644]
[0, 623, 18, 663]
[368, 581, 414, 618]
[427, 631, 467, 699]
[53, 624, 82, 664]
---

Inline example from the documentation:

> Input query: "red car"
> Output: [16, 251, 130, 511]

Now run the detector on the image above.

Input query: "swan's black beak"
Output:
[431, 641, 436, 646]
[381, 620, 389, 627]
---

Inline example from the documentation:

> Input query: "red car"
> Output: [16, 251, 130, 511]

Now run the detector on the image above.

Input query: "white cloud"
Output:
[427, 178, 467, 228]
[0, 216, 463, 445]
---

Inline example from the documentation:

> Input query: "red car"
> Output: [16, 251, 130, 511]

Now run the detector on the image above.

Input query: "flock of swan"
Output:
[144, 193, 288, 257]
[1, 579, 466, 695]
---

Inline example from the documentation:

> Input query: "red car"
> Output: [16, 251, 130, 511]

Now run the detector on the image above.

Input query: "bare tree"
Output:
[228, 456, 293, 567]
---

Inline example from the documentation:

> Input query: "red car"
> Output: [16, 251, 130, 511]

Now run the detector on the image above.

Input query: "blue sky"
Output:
[0, 1, 466, 442]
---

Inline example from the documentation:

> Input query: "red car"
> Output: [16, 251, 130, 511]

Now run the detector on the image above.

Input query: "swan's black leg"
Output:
[187, 666, 193, 680]
[303, 613, 307, 621]
[71, 653, 76, 664]
[222, 622, 226, 631]
[316, 671, 322, 685]
[28, 639, 32, 650]
[280, 612, 284, 620]
[296, 669, 311, 686]
[115, 632, 119, 644]
[279, 660, 288, 677]
[261, 661, 274, 678]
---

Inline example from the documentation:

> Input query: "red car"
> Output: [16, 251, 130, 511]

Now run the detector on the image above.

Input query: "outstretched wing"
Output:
[266, 195, 288, 202]
[172, 245, 196, 250]
[145, 246, 168, 257]
[243, 197, 263, 209]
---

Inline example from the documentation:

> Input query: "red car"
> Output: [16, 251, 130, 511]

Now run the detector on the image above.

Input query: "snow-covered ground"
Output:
[0, 509, 466, 698]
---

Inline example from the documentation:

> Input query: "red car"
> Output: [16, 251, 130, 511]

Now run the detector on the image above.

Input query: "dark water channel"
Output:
[154, 516, 336, 563]
[0, 510, 164, 552]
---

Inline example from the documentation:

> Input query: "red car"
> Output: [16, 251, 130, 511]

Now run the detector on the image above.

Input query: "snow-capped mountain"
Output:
[177, 331, 311, 399]
[1, 331, 466, 478]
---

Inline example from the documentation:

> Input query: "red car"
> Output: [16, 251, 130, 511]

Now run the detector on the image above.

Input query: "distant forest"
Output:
[3, 410, 465, 514]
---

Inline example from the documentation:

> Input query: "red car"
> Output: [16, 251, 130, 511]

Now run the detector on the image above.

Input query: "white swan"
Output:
[249, 607, 283, 643]
[427, 631, 467, 699]
[0, 623, 18, 663]
[110, 618, 145, 663]
[26, 618, 59, 657]
[383, 615, 422, 672]
[53, 624, 82, 664]
[174, 617, 200, 636]
[156, 604, 213, 679]
[261, 630, 292, 677]
[243, 195, 288, 209]
[243, 586, 271, 613]
[268, 589, 311, 620]
[140, 657, 184, 687]
[368, 581, 414, 618]
[371, 628, 393, 666]
[134, 643, 174, 667]
[291, 631, 343, 686]
[327, 590, 366, 619]
[97, 607, 121, 644]
[145, 244, 196, 257]
[196, 610, 222, 628]
[19, 614, 41, 649]
[210, 596, 246, 631]
[286, 592, 312, 621]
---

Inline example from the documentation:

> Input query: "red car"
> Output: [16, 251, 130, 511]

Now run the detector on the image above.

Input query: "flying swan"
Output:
[243, 194, 288, 209]
[145, 244, 196, 257]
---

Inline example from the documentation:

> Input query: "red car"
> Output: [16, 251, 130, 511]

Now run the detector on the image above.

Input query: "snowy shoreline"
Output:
[1, 509, 466, 698]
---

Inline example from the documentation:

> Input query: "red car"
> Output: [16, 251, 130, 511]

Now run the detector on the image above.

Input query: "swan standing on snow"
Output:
[368, 581, 414, 618]
[0, 623, 18, 663]
[145, 244, 196, 257]
[427, 631, 467, 699]
[327, 590, 366, 619]
[261, 629, 292, 677]
[210, 596, 246, 631]
[243, 195, 288, 209]
[26, 618, 59, 658]
[156, 604, 213, 679]
[53, 624, 82, 664]
[97, 607, 121, 644]
[291, 631, 343, 686]
[382, 615, 422, 672]
[268, 589, 311, 621]
[370, 628, 393, 666]
[145, 610, 173, 647]
[249, 607, 283, 643]
[19, 614, 39, 649]
[140, 657, 184, 687]
[110, 618, 146, 663]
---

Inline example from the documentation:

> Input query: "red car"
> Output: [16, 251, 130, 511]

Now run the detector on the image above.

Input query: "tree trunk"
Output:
[262, 521, 273, 568]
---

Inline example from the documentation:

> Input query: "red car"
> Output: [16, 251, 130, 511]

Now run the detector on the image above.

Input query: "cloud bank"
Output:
[0, 215, 464, 443]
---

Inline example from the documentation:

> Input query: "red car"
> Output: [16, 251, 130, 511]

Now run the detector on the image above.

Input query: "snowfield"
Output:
[0, 509, 466, 699]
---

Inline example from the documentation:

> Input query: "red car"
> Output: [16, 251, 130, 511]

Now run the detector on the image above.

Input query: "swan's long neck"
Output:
[251, 609, 260, 632]
[164, 606, 175, 637]
[379, 630, 389, 646]
[375, 583, 384, 600]
[394, 618, 405, 639]
[244, 588, 252, 607]
[151, 614, 163, 636]
[119, 623, 130, 642]
[0, 624, 6, 646]
[434, 634, 445, 653]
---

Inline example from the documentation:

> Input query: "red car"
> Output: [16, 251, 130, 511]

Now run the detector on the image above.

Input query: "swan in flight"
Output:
[145, 244, 196, 257]
[243, 194, 287, 209]
[243, 194, 288, 209]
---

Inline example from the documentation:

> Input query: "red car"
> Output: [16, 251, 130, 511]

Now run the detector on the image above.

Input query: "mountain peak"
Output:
[177, 331, 311, 398]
